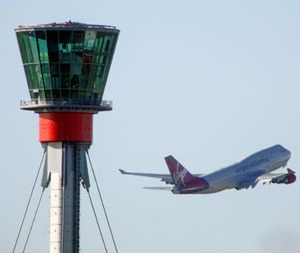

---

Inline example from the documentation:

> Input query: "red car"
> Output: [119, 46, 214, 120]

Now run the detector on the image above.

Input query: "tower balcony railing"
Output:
[20, 99, 113, 112]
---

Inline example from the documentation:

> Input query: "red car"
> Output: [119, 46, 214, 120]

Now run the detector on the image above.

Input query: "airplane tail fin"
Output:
[164, 155, 197, 186]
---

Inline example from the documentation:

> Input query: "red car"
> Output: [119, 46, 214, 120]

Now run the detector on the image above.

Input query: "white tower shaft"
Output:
[43, 142, 90, 253]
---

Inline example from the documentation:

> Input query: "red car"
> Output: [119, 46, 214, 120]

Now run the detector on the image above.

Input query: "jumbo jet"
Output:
[119, 145, 296, 194]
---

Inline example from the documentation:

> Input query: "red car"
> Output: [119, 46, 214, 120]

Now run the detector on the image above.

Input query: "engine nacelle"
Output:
[171, 186, 182, 194]
[286, 174, 296, 184]
[271, 173, 296, 184]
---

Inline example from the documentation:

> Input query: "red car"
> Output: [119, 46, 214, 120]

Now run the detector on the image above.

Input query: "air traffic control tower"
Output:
[15, 22, 119, 252]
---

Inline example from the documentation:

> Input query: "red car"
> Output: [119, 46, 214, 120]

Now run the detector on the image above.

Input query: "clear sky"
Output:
[1, 0, 300, 252]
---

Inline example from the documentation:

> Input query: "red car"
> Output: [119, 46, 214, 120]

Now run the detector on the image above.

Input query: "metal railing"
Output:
[20, 99, 113, 110]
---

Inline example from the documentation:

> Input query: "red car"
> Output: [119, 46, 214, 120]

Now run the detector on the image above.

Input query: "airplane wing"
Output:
[257, 173, 285, 183]
[236, 169, 296, 190]
[119, 169, 174, 184]
[256, 169, 296, 185]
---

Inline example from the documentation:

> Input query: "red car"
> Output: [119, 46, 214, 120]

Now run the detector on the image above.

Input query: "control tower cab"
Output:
[16, 21, 119, 112]
[16, 22, 119, 143]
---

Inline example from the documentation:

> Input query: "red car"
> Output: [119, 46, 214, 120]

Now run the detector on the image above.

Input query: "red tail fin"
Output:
[165, 155, 197, 186]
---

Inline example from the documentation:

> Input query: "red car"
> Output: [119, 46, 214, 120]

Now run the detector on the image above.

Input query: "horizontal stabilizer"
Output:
[119, 169, 126, 174]
[143, 186, 172, 191]
[119, 169, 174, 184]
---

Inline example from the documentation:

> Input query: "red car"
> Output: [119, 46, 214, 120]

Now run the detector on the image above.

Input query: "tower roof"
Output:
[15, 21, 119, 32]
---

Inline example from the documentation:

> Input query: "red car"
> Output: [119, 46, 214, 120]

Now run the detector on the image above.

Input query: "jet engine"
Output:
[271, 169, 296, 184]
[171, 186, 181, 194]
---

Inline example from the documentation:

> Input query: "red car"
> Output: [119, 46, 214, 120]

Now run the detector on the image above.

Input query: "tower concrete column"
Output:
[45, 142, 90, 253]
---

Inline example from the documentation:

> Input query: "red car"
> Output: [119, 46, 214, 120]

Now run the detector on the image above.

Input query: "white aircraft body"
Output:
[119, 145, 296, 194]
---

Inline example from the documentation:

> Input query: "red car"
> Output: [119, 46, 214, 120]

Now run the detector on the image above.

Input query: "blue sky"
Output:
[1, 0, 300, 252]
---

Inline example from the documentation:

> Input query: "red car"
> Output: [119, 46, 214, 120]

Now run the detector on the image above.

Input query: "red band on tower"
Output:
[39, 112, 93, 143]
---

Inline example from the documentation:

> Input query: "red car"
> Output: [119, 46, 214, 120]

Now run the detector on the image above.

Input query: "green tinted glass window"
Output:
[94, 34, 103, 56]
[24, 66, 33, 89]
[16, 25, 119, 104]
[29, 33, 39, 63]
[81, 64, 90, 89]
[77, 89, 85, 100]
[47, 31, 59, 62]
[61, 74, 70, 89]
[50, 63, 59, 75]
[51, 73, 60, 89]
[59, 31, 72, 63]
[94, 76, 102, 91]
[18, 31, 44, 63]
[86, 65, 97, 90]
[44, 89, 52, 99]
[35, 64, 44, 89]
[17, 33, 27, 63]
[22, 33, 33, 63]
[72, 31, 84, 63]
[52, 89, 61, 99]
[60, 63, 70, 73]
[36, 31, 48, 63]
[84, 31, 96, 54]
[24, 65, 38, 89]
[38, 88, 45, 99]
[41, 64, 51, 89]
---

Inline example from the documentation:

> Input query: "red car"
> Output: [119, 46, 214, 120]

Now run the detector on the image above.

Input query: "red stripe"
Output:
[39, 112, 93, 143]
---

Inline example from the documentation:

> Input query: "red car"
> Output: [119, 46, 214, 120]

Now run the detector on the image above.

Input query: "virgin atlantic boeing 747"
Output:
[119, 145, 296, 194]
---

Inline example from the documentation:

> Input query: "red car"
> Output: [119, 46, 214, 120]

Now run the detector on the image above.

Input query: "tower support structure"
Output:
[42, 142, 90, 253]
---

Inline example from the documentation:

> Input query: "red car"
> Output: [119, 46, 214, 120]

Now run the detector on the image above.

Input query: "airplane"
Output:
[119, 144, 296, 194]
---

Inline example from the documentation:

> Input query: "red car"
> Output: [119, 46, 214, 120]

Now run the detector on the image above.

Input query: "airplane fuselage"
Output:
[196, 145, 291, 194]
